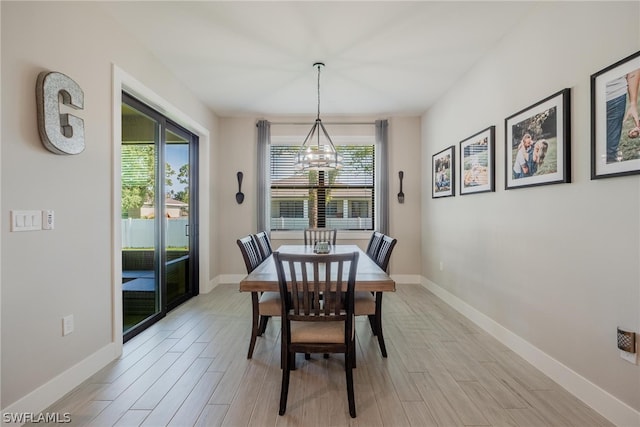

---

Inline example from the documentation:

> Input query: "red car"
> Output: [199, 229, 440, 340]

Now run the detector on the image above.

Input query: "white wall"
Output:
[422, 1, 640, 423]
[388, 116, 422, 278]
[216, 116, 260, 278]
[1, 1, 218, 412]
[215, 115, 422, 278]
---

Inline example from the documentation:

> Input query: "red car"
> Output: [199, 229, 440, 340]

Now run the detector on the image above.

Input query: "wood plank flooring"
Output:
[30, 283, 614, 427]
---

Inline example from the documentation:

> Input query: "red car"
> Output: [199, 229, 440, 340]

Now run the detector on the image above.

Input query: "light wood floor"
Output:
[31, 283, 614, 427]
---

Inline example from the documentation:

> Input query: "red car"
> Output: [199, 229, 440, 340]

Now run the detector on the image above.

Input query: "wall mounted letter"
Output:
[36, 71, 85, 155]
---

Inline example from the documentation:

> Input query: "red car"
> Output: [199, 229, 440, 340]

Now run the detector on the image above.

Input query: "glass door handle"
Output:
[185, 224, 189, 237]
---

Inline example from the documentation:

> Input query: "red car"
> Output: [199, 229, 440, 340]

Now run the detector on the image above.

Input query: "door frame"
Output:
[112, 65, 211, 355]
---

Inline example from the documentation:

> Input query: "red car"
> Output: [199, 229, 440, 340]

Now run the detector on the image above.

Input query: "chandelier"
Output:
[294, 62, 343, 171]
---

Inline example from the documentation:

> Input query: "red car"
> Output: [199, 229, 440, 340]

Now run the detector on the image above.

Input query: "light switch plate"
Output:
[11, 210, 42, 232]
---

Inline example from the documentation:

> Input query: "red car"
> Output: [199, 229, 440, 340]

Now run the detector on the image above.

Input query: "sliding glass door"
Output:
[164, 126, 196, 310]
[121, 93, 198, 341]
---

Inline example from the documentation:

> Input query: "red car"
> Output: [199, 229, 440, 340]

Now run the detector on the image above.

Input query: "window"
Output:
[270, 144, 375, 231]
[277, 200, 305, 218]
[350, 200, 369, 218]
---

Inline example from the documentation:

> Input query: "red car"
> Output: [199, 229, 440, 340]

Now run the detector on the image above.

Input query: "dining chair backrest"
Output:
[254, 231, 273, 259]
[374, 234, 397, 273]
[237, 235, 263, 274]
[274, 251, 358, 320]
[304, 227, 337, 246]
[365, 231, 384, 260]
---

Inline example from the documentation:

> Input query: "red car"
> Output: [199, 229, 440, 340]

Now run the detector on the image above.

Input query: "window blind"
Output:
[270, 145, 375, 230]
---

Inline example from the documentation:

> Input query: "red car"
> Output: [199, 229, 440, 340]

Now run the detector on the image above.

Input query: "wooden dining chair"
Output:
[273, 251, 359, 418]
[304, 227, 337, 246]
[253, 230, 273, 259]
[355, 233, 397, 358]
[236, 235, 281, 359]
[365, 231, 384, 259]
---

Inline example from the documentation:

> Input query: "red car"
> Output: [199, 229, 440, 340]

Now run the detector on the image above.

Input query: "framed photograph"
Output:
[591, 50, 640, 179]
[432, 145, 455, 198]
[459, 126, 495, 195]
[505, 88, 571, 190]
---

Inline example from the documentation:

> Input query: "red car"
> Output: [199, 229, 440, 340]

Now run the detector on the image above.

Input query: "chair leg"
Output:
[279, 349, 291, 416]
[346, 347, 356, 418]
[352, 337, 357, 368]
[280, 330, 285, 369]
[258, 315, 269, 336]
[247, 292, 260, 359]
[367, 314, 377, 335]
[375, 292, 387, 358]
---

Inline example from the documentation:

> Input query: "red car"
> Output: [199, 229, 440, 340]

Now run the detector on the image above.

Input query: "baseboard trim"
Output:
[1, 343, 119, 422]
[420, 277, 639, 427]
[389, 274, 421, 284]
[204, 274, 246, 294]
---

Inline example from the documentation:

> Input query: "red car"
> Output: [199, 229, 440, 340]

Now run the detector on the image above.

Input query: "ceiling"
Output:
[101, 1, 538, 117]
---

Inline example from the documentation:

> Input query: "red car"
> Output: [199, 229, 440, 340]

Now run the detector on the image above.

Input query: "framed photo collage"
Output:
[431, 50, 640, 199]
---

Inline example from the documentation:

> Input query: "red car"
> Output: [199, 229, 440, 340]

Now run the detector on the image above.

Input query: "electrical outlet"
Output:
[439, 261, 444, 271]
[62, 315, 74, 336]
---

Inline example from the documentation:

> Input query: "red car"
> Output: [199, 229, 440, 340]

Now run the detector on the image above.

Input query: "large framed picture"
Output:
[432, 145, 455, 198]
[459, 126, 495, 195]
[505, 88, 571, 190]
[591, 50, 640, 179]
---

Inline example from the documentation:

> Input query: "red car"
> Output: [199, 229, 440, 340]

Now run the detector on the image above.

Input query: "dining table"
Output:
[239, 244, 396, 293]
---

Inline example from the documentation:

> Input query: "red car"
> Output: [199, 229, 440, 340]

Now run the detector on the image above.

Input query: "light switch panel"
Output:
[11, 210, 42, 232]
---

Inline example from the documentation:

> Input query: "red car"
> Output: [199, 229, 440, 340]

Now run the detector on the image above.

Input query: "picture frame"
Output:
[505, 88, 571, 190]
[432, 145, 455, 198]
[591, 50, 640, 179]
[459, 126, 495, 195]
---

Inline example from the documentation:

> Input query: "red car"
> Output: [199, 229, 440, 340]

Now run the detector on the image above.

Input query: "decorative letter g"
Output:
[36, 71, 85, 155]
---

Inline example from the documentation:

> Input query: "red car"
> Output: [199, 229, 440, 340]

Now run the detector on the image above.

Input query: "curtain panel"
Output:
[376, 119, 389, 235]
[256, 119, 270, 233]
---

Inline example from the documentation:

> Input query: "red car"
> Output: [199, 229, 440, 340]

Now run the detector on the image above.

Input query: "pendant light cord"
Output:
[313, 62, 325, 121]
[316, 63, 321, 121]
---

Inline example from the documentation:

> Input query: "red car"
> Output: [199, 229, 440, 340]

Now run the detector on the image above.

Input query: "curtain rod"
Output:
[268, 121, 376, 126]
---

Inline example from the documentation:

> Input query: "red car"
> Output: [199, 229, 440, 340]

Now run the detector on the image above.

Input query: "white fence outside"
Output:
[270, 217, 372, 230]
[122, 218, 189, 248]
